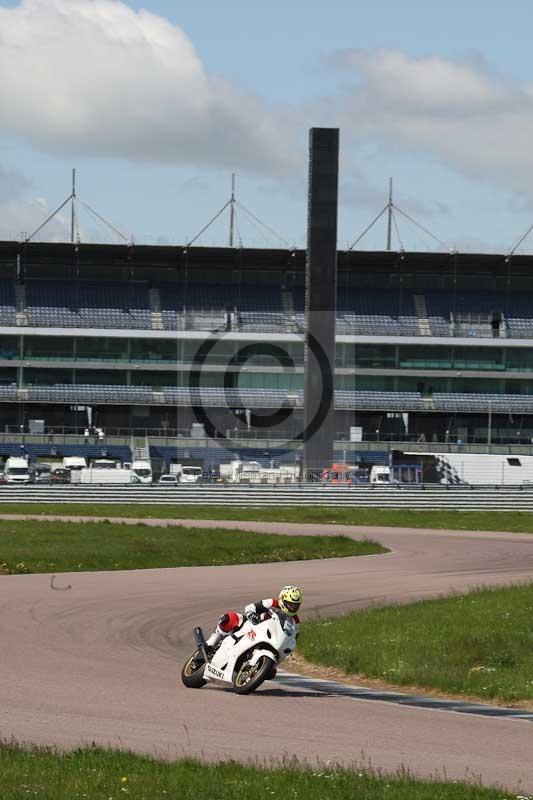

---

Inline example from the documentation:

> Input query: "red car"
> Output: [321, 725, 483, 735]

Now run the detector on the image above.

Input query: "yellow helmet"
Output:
[279, 585, 302, 616]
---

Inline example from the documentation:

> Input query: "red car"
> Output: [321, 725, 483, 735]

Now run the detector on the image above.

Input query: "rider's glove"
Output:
[244, 604, 261, 624]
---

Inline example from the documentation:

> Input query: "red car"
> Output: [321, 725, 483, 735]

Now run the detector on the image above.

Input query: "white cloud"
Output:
[331, 49, 533, 195]
[0, 0, 297, 175]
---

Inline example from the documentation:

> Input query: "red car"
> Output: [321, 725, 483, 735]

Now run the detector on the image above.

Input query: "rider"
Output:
[205, 585, 302, 651]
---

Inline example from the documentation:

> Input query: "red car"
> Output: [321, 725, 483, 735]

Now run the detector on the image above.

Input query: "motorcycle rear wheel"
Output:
[181, 650, 207, 688]
[233, 655, 273, 694]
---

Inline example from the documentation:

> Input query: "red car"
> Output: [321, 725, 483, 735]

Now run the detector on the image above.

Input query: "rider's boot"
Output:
[205, 611, 243, 653]
[205, 627, 223, 651]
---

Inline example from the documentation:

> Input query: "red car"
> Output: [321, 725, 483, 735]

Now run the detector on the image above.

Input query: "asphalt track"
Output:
[1, 518, 533, 792]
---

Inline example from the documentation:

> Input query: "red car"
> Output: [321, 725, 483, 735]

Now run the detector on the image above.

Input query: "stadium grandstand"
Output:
[2, 239, 533, 474]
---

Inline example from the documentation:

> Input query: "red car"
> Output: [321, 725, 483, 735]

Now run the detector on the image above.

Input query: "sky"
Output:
[2, 0, 533, 252]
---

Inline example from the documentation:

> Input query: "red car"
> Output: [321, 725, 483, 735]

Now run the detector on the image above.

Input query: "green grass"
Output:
[2, 504, 533, 532]
[300, 583, 533, 704]
[0, 519, 386, 574]
[0, 743, 513, 800]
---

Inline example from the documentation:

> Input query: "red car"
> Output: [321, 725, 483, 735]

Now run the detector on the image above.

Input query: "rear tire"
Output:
[233, 655, 274, 694]
[181, 650, 207, 688]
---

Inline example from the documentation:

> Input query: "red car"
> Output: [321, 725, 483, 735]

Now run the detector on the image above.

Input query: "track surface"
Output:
[1, 519, 533, 791]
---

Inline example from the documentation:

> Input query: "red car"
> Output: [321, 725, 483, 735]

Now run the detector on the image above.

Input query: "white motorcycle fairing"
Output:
[203, 612, 297, 685]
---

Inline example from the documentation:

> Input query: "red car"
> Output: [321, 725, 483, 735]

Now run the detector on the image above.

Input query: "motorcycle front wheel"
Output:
[181, 650, 207, 688]
[233, 655, 273, 694]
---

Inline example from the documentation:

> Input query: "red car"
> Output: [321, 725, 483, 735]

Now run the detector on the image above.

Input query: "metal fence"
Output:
[2, 484, 533, 509]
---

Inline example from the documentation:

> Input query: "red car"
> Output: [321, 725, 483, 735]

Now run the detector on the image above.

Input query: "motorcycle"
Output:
[181, 611, 298, 694]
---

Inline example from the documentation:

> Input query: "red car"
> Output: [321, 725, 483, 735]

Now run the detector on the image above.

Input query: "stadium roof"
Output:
[1, 240, 532, 279]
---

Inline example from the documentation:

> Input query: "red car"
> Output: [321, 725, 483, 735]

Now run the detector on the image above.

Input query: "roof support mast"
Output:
[187, 174, 289, 249]
[348, 179, 449, 252]
[70, 168, 77, 244]
[229, 173, 235, 247]
[25, 170, 129, 244]
[386, 177, 393, 251]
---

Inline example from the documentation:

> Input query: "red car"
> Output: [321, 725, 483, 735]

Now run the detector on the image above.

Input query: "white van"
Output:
[179, 466, 202, 484]
[369, 466, 394, 485]
[130, 460, 153, 485]
[62, 456, 87, 471]
[5, 456, 31, 484]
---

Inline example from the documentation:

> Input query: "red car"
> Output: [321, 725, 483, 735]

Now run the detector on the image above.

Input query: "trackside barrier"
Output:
[3, 484, 533, 510]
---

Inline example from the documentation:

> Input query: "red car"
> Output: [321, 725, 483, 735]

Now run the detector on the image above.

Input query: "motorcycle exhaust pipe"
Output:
[193, 626, 209, 663]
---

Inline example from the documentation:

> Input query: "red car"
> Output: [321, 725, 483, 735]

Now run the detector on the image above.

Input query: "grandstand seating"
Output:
[16, 382, 533, 414]
[293, 287, 420, 335]
[0, 279, 532, 337]
[0, 280, 16, 325]
[164, 386, 293, 408]
[432, 392, 533, 412]
[0, 384, 18, 401]
[26, 384, 154, 403]
[425, 291, 533, 337]
[25, 281, 151, 330]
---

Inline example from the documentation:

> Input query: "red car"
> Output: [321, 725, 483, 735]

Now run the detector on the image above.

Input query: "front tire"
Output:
[233, 655, 274, 694]
[181, 650, 207, 688]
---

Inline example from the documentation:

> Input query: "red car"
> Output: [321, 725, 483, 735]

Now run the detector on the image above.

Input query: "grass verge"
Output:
[0, 743, 513, 800]
[299, 583, 533, 705]
[1, 504, 533, 532]
[0, 519, 385, 574]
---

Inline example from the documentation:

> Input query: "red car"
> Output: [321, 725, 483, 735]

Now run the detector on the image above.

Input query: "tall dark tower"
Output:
[302, 127, 339, 473]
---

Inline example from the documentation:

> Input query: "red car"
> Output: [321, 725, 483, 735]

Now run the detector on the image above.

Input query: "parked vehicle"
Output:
[30, 464, 52, 484]
[179, 466, 203, 484]
[91, 459, 118, 469]
[170, 464, 203, 484]
[399, 451, 533, 486]
[62, 456, 87, 472]
[129, 460, 153, 485]
[79, 467, 136, 485]
[369, 466, 394, 485]
[158, 474, 178, 485]
[4, 456, 31, 484]
[219, 460, 299, 484]
[51, 467, 71, 485]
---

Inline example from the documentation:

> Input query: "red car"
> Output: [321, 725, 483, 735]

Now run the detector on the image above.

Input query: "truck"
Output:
[318, 463, 392, 485]
[219, 460, 262, 483]
[4, 456, 31, 484]
[398, 451, 533, 486]
[170, 463, 203, 484]
[219, 460, 299, 484]
[79, 459, 153, 485]
[369, 466, 394, 485]
[129, 460, 153, 485]
[63, 456, 87, 471]
[80, 468, 133, 485]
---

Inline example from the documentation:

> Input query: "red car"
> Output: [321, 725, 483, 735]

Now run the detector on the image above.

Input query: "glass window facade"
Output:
[23, 336, 74, 360]
[131, 339, 176, 363]
[76, 338, 129, 362]
[9, 333, 533, 396]
[0, 367, 16, 384]
[0, 336, 18, 360]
